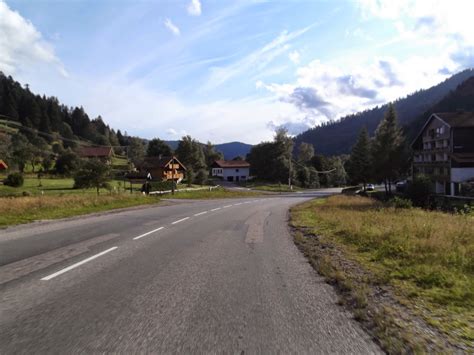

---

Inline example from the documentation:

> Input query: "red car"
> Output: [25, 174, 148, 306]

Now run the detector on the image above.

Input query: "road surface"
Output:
[0, 190, 380, 353]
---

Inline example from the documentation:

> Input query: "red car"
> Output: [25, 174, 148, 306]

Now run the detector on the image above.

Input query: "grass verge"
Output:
[0, 194, 161, 228]
[290, 195, 473, 352]
[162, 187, 261, 199]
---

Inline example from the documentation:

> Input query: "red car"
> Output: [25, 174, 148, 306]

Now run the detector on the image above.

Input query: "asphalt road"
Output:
[0, 189, 380, 353]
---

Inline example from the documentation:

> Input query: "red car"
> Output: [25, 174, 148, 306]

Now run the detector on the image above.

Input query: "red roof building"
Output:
[78, 146, 114, 162]
[0, 160, 8, 170]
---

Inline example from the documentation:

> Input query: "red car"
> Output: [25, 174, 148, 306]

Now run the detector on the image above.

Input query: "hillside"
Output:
[406, 76, 474, 140]
[295, 69, 474, 156]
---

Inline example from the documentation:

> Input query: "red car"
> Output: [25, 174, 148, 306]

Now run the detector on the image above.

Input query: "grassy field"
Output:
[162, 187, 261, 199]
[0, 194, 161, 228]
[0, 175, 130, 197]
[291, 195, 473, 351]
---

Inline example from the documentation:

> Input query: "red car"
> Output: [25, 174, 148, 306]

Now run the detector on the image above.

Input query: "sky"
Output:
[1, 0, 474, 144]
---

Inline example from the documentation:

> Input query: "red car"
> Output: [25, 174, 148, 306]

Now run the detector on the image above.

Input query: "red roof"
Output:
[78, 146, 113, 158]
[0, 160, 8, 170]
[212, 160, 250, 168]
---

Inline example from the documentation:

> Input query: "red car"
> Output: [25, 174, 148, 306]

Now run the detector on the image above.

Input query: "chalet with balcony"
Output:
[211, 160, 250, 182]
[138, 156, 186, 183]
[411, 112, 474, 195]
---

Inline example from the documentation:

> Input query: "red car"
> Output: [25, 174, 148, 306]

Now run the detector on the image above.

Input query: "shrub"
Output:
[408, 175, 432, 207]
[389, 196, 413, 209]
[4, 173, 24, 187]
[149, 180, 176, 191]
[194, 169, 208, 185]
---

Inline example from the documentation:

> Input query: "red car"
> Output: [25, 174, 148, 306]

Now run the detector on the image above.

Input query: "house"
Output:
[411, 111, 474, 195]
[78, 146, 114, 163]
[0, 160, 8, 171]
[138, 156, 186, 182]
[211, 160, 250, 182]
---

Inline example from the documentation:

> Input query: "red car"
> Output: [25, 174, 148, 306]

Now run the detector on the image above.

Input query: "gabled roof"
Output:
[0, 160, 8, 170]
[78, 146, 113, 158]
[434, 112, 474, 128]
[140, 156, 186, 170]
[212, 160, 250, 168]
[411, 112, 474, 148]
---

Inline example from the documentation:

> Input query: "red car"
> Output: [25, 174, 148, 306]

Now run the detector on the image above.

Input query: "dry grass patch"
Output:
[291, 195, 474, 350]
[0, 194, 161, 227]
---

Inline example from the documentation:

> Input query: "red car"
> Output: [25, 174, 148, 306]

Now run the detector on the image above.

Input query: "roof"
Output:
[434, 112, 474, 128]
[140, 156, 186, 170]
[0, 160, 8, 170]
[78, 146, 113, 158]
[411, 112, 474, 148]
[212, 160, 250, 168]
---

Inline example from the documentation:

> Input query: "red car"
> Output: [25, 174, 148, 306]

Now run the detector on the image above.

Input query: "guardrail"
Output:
[149, 185, 221, 195]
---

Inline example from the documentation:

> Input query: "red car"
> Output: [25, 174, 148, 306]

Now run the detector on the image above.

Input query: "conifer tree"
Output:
[347, 127, 372, 189]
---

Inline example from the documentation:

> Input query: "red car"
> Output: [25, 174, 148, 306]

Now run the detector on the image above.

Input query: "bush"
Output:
[4, 173, 24, 187]
[389, 196, 413, 209]
[149, 180, 176, 191]
[408, 175, 432, 207]
[194, 169, 208, 185]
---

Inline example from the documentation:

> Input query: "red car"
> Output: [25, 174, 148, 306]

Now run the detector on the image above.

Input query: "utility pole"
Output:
[288, 157, 292, 190]
[171, 157, 175, 195]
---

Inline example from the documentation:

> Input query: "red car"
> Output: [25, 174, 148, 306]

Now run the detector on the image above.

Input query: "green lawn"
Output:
[238, 182, 303, 192]
[291, 195, 474, 351]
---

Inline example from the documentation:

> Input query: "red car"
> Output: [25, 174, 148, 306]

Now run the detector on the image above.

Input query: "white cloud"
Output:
[288, 50, 300, 64]
[202, 25, 313, 91]
[187, 0, 202, 16]
[164, 18, 180, 36]
[0, 0, 67, 77]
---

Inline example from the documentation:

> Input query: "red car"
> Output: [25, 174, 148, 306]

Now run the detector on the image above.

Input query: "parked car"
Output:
[396, 180, 408, 193]
[366, 184, 375, 191]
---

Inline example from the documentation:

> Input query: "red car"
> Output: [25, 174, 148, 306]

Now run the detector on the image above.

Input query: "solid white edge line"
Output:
[210, 207, 221, 211]
[133, 226, 164, 240]
[194, 211, 208, 216]
[41, 246, 118, 281]
[172, 217, 190, 224]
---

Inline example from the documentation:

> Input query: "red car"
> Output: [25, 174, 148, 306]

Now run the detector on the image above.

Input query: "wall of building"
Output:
[451, 168, 474, 183]
[222, 167, 250, 181]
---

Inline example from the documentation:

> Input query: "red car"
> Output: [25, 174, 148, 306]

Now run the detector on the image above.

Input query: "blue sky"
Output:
[1, 0, 473, 144]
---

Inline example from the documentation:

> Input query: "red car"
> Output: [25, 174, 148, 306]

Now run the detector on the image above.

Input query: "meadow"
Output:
[291, 195, 473, 350]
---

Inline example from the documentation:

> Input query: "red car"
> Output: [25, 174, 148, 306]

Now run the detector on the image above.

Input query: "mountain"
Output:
[166, 140, 252, 160]
[406, 76, 474, 140]
[295, 69, 474, 156]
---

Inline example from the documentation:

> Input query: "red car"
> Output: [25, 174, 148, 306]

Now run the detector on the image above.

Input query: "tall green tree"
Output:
[297, 142, 314, 163]
[146, 138, 172, 157]
[127, 137, 146, 165]
[346, 127, 372, 189]
[8, 133, 34, 172]
[371, 103, 405, 194]
[175, 135, 206, 171]
[73, 159, 111, 195]
[203, 141, 223, 168]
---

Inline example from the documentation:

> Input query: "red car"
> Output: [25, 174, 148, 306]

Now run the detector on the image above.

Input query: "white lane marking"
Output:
[223, 205, 232, 208]
[41, 247, 118, 281]
[133, 226, 164, 240]
[172, 217, 190, 224]
[194, 211, 208, 216]
[210, 207, 221, 211]
[234, 203, 243, 206]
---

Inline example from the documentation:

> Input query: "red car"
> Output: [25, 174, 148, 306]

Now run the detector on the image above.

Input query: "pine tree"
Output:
[371, 103, 404, 194]
[347, 127, 372, 189]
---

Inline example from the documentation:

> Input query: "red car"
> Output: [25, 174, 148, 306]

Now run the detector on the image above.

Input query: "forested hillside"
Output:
[406, 76, 474, 140]
[295, 69, 474, 156]
[0, 72, 128, 148]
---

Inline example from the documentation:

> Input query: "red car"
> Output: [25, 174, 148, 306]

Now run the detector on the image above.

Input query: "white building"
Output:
[211, 160, 250, 182]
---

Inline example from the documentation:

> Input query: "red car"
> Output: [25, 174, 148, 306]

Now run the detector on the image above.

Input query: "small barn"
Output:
[211, 160, 250, 182]
[78, 146, 114, 163]
[138, 156, 186, 182]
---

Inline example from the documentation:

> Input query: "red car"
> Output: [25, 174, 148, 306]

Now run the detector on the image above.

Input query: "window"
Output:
[235, 169, 239, 172]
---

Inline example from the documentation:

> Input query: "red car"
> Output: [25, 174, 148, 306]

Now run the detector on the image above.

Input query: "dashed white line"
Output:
[234, 202, 243, 206]
[172, 217, 190, 224]
[223, 205, 232, 208]
[210, 207, 221, 211]
[194, 211, 208, 216]
[133, 226, 164, 240]
[41, 246, 118, 281]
